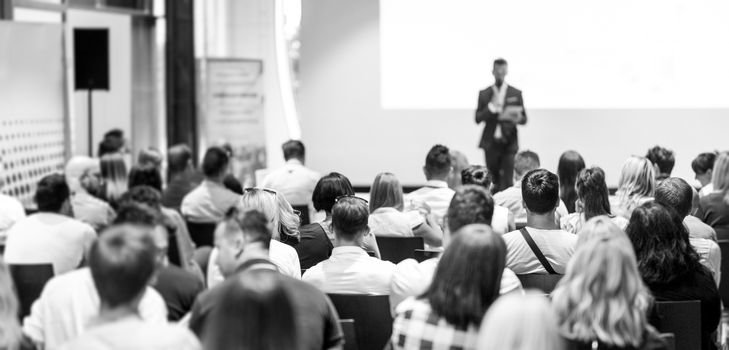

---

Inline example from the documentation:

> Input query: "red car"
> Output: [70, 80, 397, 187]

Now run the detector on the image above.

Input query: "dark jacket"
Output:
[475, 85, 527, 152]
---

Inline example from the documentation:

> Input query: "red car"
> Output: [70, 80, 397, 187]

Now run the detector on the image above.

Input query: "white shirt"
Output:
[405, 180, 455, 226]
[560, 212, 629, 234]
[503, 227, 577, 274]
[59, 316, 200, 350]
[71, 192, 115, 231]
[0, 193, 25, 244]
[491, 205, 511, 234]
[302, 246, 396, 295]
[206, 240, 302, 289]
[260, 159, 320, 206]
[684, 215, 718, 242]
[4, 213, 96, 275]
[368, 207, 424, 237]
[180, 180, 241, 223]
[700, 183, 714, 197]
[23, 268, 167, 349]
[690, 237, 721, 286]
[493, 185, 569, 225]
[389, 257, 522, 313]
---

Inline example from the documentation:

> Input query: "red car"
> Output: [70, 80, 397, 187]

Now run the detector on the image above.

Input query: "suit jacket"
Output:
[475, 85, 527, 152]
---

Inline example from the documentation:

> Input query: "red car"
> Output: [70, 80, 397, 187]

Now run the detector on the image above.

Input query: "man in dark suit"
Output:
[475, 58, 527, 193]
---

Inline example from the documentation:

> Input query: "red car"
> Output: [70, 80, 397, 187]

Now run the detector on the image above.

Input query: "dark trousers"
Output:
[484, 144, 515, 193]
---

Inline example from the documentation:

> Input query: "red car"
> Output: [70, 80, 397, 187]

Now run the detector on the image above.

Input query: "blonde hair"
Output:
[478, 292, 563, 350]
[712, 152, 729, 204]
[100, 152, 128, 205]
[65, 156, 100, 194]
[616, 156, 655, 217]
[369, 172, 404, 212]
[552, 236, 650, 347]
[239, 189, 300, 241]
[0, 260, 22, 350]
[577, 216, 627, 247]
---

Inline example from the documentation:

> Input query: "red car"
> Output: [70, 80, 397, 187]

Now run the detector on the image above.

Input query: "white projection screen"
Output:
[381, 0, 729, 110]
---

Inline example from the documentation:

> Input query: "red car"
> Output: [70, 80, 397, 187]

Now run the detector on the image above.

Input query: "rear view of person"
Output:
[611, 156, 655, 219]
[557, 150, 585, 214]
[261, 140, 320, 223]
[699, 151, 729, 240]
[405, 144, 456, 226]
[561, 167, 628, 234]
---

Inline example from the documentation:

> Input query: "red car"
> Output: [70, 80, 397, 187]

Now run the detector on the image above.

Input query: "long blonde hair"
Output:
[577, 216, 627, 247]
[552, 236, 651, 347]
[616, 156, 655, 216]
[478, 292, 563, 350]
[712, 151, 729, 204]
[369, 172, 404, 212]
[0, 260, 22, 350]
[100, 152, 128, 206]
[239, 189, 300, 241]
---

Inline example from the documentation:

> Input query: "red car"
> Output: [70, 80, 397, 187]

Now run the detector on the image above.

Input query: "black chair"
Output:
[9, 264, 54, 318]
[327, 294, 392, 350]
[340, 319, 359, 350]
[660, 333, 676, 350]
[516, 274, 563, 294]
[186, 221, 217, 247]
[292, 205, 310, 226]
[717, 240, 729, 305]
[167, 230, 181, 267]
[375, 236, 424, 263]
[651, 300, 701, 350]
[413, 249, 440, 263]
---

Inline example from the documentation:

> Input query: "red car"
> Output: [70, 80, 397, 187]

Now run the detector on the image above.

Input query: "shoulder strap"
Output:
[519, 228, 557, 274]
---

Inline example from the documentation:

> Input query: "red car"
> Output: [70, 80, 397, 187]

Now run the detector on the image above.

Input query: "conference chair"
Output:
[167, 230, 181, 267]
[650, 300, 701, 350]
[717, 240, 729, 305]
[413, 249, 440, 263]
[185, 221, 217, 247]
[340, 319, 359, 350]
[516, 274, 563, 294]
[9, 263, 54, 318]
[292, 205, 310, 226]
[375, 236, 424, 264]
[327, 294, 392, 350]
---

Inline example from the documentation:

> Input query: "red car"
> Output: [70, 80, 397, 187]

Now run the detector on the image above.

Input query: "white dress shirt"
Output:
[690, 237, 721, 286]
[4, 213, 96, 275]
[491, 205, 511, 234]
[180, 180, 241, 223]
[493, 184, 568, 225]
[389, 257, 523, 313]
[302, 246, 396, 295]
[405, 180, 455, 226]
[59, 316, 200, 350]
[503, 227, 577, 274]
[206, 240, 302, 289]
[23, 268, 167, 349]
[700, 183, 714, 198]
[368, 207, 424, 237]
[0, 193, 25, 244]
[260, 159, 320, 206]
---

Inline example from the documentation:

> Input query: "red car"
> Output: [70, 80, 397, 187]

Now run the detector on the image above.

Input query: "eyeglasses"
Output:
[335, 195, 368, 204]
[244, 187, 277, 195]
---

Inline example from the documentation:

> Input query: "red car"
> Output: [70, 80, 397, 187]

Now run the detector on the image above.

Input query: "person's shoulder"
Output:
[46, 267, 92, 291]
[392, 258, 436, 284]
[507, 85, 523, 94]
[299, 223, 326, 239]
[271, 239, 299, 255]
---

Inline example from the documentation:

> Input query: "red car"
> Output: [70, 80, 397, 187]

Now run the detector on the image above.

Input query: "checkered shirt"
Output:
[391, 297, 479, 350]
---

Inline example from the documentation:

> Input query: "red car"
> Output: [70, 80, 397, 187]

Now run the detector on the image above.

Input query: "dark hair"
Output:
[645, 146, 675, 176]
[35, 174, 70, 212]
[422, 224, 505, 329]
[237, 209, 272, 249]
[282, 140, 305, 161]
[104, 128, 124, 139]
[167, 144, 193, 177]
[223, 174, 244, 195]
[446, 185, 494, 232]
[312, 172, 354, 212]
[625, 202, 703, 286]
[461, 165, 492, 190]
[119, 185, 162, 210]
[514, 150, 540, 178]
[575, 167, 612, 220]
[557, 151, 585, 213]
[202, 270, 296, 350]
[654, 178, 694, 218]
[128, 164, 163, 192]
[97, 129, 125, 158]
[89, 224, 157, 308]
[522, 169, 560, 214]
[137, 148, 162, 168]
[201, 147, 229, 177]
[331, 197, 369, 240]
[112, 201, 162, 227]
[691, 152, 717, 175]
[493, 58, 508, 67]
[424, 144, 452, 179]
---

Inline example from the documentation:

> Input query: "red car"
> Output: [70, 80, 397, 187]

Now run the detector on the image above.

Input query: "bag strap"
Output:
[519, 228, 557, 274]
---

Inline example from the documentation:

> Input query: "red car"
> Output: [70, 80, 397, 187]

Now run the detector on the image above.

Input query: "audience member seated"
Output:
[368, 172, 442, 246]
[303, 196, 395, 294]
[0, 176, 25, 246]
[296, 173, 380, 269]
[553, 230, 668, 350]
[698, 151, 729, 240]
[611, 156, 655, 219]
[655, 178, 721, 284]
[390, 185, 522, 310]
[261, 140, 320, 222]
[97, 129, 127, 158]
[391, 225, 504, 350]
[626, 202, 720, 350]
[405, 144, 456, 226]
[561, 167, 629, 234]
[693, 152, 717, 197]
[446, 149, 469, 189]
[0, 259, 33, 350]
[4, 174, 96, 275]
[503, 169, 577, 274]
[58, 224, 199, 350]
[99, 152, 129, 209]
[478, 293, 564, 350]
[461, 165, 515, 233]
[646, 145, 675, 182]
[558, 150, 586, 214]
[685, 187, 718, 241]
[137, 147, 163, 170]
[189, 210, 343, 349]
[161, 144, 203, 211]
[64, 156, 114, 231]
[494, 150, 568, 225]
[181, 147, 241, 223]
[113, 202, 204, 322]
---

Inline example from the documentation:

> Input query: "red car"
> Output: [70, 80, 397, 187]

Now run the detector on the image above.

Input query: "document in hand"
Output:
[498, 106, 524, 123]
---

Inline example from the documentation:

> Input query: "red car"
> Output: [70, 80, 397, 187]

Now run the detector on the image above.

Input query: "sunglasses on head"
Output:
[335, 195, 368, 204]
[244, 187, 277, 195]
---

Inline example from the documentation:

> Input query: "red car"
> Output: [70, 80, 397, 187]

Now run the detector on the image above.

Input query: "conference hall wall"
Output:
[299, 0, 729, 188]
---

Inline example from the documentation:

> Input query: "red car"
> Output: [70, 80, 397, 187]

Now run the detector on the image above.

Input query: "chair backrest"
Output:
[375, 236, 424, 264]
[327, 294, 392, 350]
[651, 300, 701, 350]
[516, 274, 563, 294]
[340, 319, 359, 350]
[185, 221, 217, 247]
[717, 240, 729, 305]
[9, 264, 54, 318]
[413, 249, 440, 263]
[660, 333, 676, 350]
[167, 229, 181, 267]
[292, 205, 310, 226]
